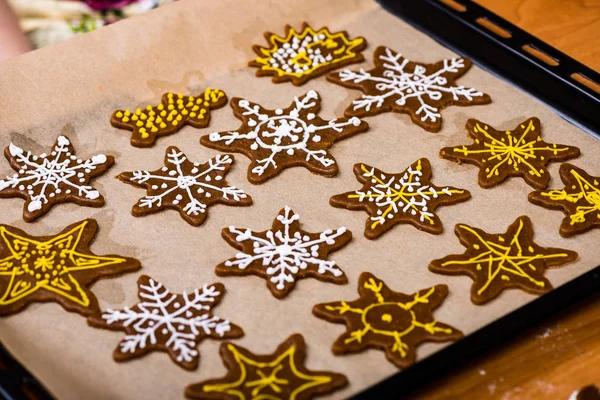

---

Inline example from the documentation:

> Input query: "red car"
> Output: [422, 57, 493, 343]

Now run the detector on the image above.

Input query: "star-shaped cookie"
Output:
[111, 89, 227, 147]
[88, 275, 244, 370]
[327, 46, 491, 132]
[313, 272, 463, 368]
[249, 22, 367, 86]
[185, 334, 348, 400]
[0, 136, 114, 222]
[200, 90, 368, 184]
[118, 147, 252, 226]
[529, 164, 600, 237]
[330, 158, 471, 239]
[440, 118, 581, 189]
[216, 206, 352, 299]
[429, 216, 578, 305]
[0, 219, 140, 316]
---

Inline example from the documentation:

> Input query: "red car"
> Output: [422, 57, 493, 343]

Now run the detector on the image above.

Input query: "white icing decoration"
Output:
[208, 91, 364, 178]
[130, 149, 248, 216]
[0, 137, 110, 213]
[100, 278, 233, 364]
[337, 47, 486, 123]
[223, 206, 346, 291]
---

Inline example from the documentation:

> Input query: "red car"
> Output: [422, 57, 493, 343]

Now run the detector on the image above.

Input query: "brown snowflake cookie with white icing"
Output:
[111, 89, 227, 147]
[200, 90, 368, 184]
[0, 135, 114, 222]
[327, 46, 491, 132]
[313, 272, 463, 368]
[440, 118, 581, 189]
[249, 22, 367, 86]
[429, 216, 578, 305]
[88, 275, 244, 370]
[216, 206, 352, 299]
[185, 334, 348, 400]
[330, 158, 470, 239]
[529, 163, 600, 237]
[0, 219, 140, 316]
[118, 147, 252, 226]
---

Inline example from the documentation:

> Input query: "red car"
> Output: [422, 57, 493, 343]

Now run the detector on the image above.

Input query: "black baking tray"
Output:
[1, 0, 599, 399]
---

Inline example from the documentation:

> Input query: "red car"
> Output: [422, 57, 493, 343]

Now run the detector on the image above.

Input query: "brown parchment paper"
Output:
[0, 0, 599, 398]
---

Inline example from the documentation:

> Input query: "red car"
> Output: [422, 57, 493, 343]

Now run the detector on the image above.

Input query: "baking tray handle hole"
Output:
[476, 17, 512, 39]
[438, 0, 466, 13]
[571, 73, 600, 95]
[522, 44, 559, 66]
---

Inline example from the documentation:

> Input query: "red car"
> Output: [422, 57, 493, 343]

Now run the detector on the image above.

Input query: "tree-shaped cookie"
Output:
[313, 272, 462, 368]
[185, 334, 348, 400]
[118, 147, 252, 226]
[330, 158, 470, 239]
[200, 90, 368, 184]
[249, 22, 367, 86]
[0, 219, 140, 316]
[529, 164, 600, 237]
[111, 89, 227, 147]
[429, 216, 578, 305]
[216, 206, 352, 299]
[440, 118, 580, 189]
[327, 46, 490, 132]
[0, 136, 114, 222]
[88, 275, 243, 370]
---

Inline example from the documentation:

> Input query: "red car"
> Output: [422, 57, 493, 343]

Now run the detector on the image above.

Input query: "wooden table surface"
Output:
[417, 1, 600, 399]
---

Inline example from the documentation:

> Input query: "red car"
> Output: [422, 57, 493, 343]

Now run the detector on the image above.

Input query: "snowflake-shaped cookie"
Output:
[429, 216, 578, 304]
[529, 164, 600, 237]
[118, 147, 252, 226]
[0, 136, 114, 222]
[330, 159, 471, 239]
[328, 46, 491, 132]
[200, 90, 368, 184]
[88, 275, 244, 370]
[111, 89, 227, 147]
[440, 118, 581, 189]
[313, 272, 463, 368]
[249, 22, 366, 86]
[215, 206, 352, 299]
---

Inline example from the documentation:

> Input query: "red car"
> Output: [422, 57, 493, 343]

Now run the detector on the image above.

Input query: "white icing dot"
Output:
[175, 194, 183, 200]
[191, 168, 199, 174]
[205, 192, 211, 198]
[215, 176, 222, 181]
[286, 149, 294, 155]
[161, 167, 168, 171]
[152, 185, 158, 190]
[275, 109, 283, 115]
[168, 170, 177, 176]
[307, 113, 315, 120]
[161, 183, 168, 189]
[250, 143, 259, 151]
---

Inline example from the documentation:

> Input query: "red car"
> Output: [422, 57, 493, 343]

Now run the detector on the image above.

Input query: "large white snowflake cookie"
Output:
[0, 135, 114, 222]
[88, 275, 244, 370]
[215, 206, 353, 298]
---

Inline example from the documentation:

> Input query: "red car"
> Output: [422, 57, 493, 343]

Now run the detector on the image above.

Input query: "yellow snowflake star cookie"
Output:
[185, 334, 348, 400]
[111, 89, 227, 148]
[529, 164, 600, 237]
[313, 272, 463, 368]
[429, 216, 578, 305]
[249, 22, 367, 86]
[440, 117, 580, 189]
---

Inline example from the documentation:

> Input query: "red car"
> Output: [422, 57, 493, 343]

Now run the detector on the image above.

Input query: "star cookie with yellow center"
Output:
[185, 334, 348, 400]
[0, 219, 141, 316]
[429, 216, 578, 305]
[111, 89, 227, 148]
[440, 118, 580, 189]
[313, 272, 462, 368]
[249, 22, 366, 86]
[529, 164, 600, 237]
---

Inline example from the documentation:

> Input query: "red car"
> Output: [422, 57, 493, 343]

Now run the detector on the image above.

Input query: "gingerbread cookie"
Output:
[249, 22, 366, 86]
[440, 118, 581, 189]
[88, 275, 243, 370]
[185, 333, 348, 400]
[313, 272, 462, 368]
[330, 159, 470, 239]
[118, 147, 252, 226]
[111, 89, 227, 148]
[529, 164, 600, 237]
[216, 206, 352, 299]
[0, 219, 140, 316]
[0, 136, 114, 222]
[200, 90, 368, 184]
[429, 216, 578, 305]
[327, 46, 490, 132]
